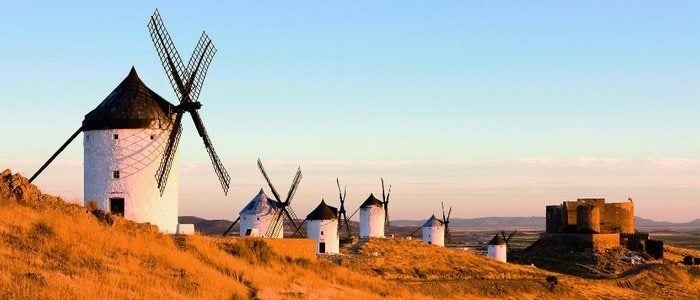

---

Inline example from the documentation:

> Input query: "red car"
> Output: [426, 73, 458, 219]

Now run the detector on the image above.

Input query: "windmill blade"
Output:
[147, 9, 188, 102]
[381, 178, 386, 202]
[266, 209, 285, 237]
[291, 219, 308, 237]
[155, 113, 184, 195]
[29, 126, 83, 183]
[257, 159, 282, 203]
[189, 110, 230, 195]
[336, 178, 343, 202]
[343, 186, 347, 202]
[348, 206, 361, 220]
[507, 230, 518, 241]
[343, 212, 352, 237]
[409, 226, 422, 237]
[441, 201, 446, 221]
[284, 167, 302, 204]
[445, 223, 451, 244]
[222, 216, 240, 236]
[283, 206, 302, 234]
[183, 32, 216, 103]
[447, 207, 452, 221]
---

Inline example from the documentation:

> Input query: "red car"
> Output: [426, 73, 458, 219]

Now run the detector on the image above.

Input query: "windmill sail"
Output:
[147, 9, 230, 195]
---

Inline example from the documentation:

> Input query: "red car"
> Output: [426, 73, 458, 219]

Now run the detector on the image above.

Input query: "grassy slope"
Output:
[1, 170, 699, 299]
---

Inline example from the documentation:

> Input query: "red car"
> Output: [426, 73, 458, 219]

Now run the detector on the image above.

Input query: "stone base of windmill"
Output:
[176, 224, 195, 235]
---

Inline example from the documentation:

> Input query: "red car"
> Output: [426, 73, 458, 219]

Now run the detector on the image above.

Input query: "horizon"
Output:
[2, 2, 700, 223]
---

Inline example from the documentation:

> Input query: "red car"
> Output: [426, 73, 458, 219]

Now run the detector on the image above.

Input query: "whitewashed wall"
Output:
[306, 219, 339, 254]
[83, 128, 179, 233]
[487, 244, 507, 263]
[422, 225, 445, 246]
[359, 206, 385, 238]
[239, 212, 283, 238]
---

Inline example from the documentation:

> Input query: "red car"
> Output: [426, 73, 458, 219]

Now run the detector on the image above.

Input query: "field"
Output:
[3, 169, 700, 299]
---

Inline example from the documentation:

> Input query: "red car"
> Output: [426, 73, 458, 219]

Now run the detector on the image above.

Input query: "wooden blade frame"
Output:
[148, 9, 230, 195]
[222, 216, 241, 236]
[29, 126, 83, 183]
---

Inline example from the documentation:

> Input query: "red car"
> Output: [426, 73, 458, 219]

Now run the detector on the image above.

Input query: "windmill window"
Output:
[321, 231, 324, 235]
[113, 133, 119, 139]
[113, 171, 120, 179]
[150, 134, 155, 140]
[257, 217, 260, 221]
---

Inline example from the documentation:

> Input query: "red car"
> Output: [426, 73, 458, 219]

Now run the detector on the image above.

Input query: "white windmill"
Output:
[28, 10, 231, 233]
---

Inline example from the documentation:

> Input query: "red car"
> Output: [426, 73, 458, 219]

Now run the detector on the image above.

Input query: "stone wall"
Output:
[539, 233, 621, 252]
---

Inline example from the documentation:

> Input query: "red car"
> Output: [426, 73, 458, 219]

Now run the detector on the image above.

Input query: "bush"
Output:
[221, 239, 275, 264]
[32, 220, 55, 238]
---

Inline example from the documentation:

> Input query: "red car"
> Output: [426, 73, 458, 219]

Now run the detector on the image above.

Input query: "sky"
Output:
[1, 1, 700, 222]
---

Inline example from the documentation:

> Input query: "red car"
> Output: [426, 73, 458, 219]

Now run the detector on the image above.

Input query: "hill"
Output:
[2, 169, 700, 299]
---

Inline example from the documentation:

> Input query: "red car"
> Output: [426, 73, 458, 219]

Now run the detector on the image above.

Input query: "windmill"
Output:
[500, 230, 518, 251]
[26, 9, 229, 233]
[147, 9, 230, 195]
[257, 159, 303, 237]
[381, 178, 392, 226]
[442, 201, 453, 244]
[336, 178, 352, 238]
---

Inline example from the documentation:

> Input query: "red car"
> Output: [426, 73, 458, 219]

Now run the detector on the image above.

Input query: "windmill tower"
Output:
[257, 159, 303, 238]
[487, 234, 507, 263]
[336, 178, 352, 238]
[28, 10, 230, 234]
[226, 189, 280, 237]
[305, 199, 340, 254]
[442, 202, 453, 244]
[359, 193, 385, 238]
[421, 215, 445, 246]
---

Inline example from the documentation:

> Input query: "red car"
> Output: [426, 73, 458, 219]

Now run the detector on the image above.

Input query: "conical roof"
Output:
[306, 199, 338, 220]
[360, 193, 384, 208]
[487, 234, 506, 245]
[240, 189, 280, 216]
[421, 214, 444, 227]
[83, 67, 176, 131]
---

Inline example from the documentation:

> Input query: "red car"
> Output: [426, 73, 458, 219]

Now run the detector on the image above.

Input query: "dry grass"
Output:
[1, 170, 699, 299]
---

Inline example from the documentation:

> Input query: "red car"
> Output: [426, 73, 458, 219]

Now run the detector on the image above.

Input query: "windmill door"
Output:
[109, 198, 124, 216]
[319, 242, 326, 253]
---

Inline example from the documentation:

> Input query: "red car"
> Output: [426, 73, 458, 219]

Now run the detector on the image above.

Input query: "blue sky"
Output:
[1, 1, 700, 222]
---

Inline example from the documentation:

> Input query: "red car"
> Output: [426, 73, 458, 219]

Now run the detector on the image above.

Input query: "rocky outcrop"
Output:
[0, 169, 62, 205]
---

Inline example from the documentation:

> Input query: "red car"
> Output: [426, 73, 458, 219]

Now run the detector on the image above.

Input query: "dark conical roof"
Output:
[306, 199, 338, 220]
[82, 67, 176, 130]
[422, 214, 444, 227]
[360, 193, 384, 208]
[488, 234, 506, 245]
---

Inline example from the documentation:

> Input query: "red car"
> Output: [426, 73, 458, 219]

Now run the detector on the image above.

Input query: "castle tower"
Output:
[83, 67, 179, 233]
[306, 199, 340, 254]
[359, 193, 385, 238]
[421, 214, 445, 246]
[239, 189, 282, 238]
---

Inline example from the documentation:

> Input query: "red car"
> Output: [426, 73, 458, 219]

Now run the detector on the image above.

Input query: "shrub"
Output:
[32, 220, 55, 238]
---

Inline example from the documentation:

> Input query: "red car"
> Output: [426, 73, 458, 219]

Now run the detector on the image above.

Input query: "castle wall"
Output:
[539, 233, 620, 252]
[84, 128, 178, 234]
[600, 202, 634, 234]
[546, 205, 564, 233]
[576, 205, 601, 233]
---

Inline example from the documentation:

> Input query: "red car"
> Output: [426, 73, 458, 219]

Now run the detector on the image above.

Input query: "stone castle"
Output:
[545, 198, 634, 235]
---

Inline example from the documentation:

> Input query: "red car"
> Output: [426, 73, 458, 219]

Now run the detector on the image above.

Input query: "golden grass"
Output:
[1, 170, 699, 299]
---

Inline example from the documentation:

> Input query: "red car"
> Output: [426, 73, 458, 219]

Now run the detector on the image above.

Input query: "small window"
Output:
[321, 231, 324, 235]
[86, 135, 90, 141]
[257, 217, 260, 221]
[113, 171, 120, 179]
[113, 133, 119, 140]
[150, 134, 155, 140]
